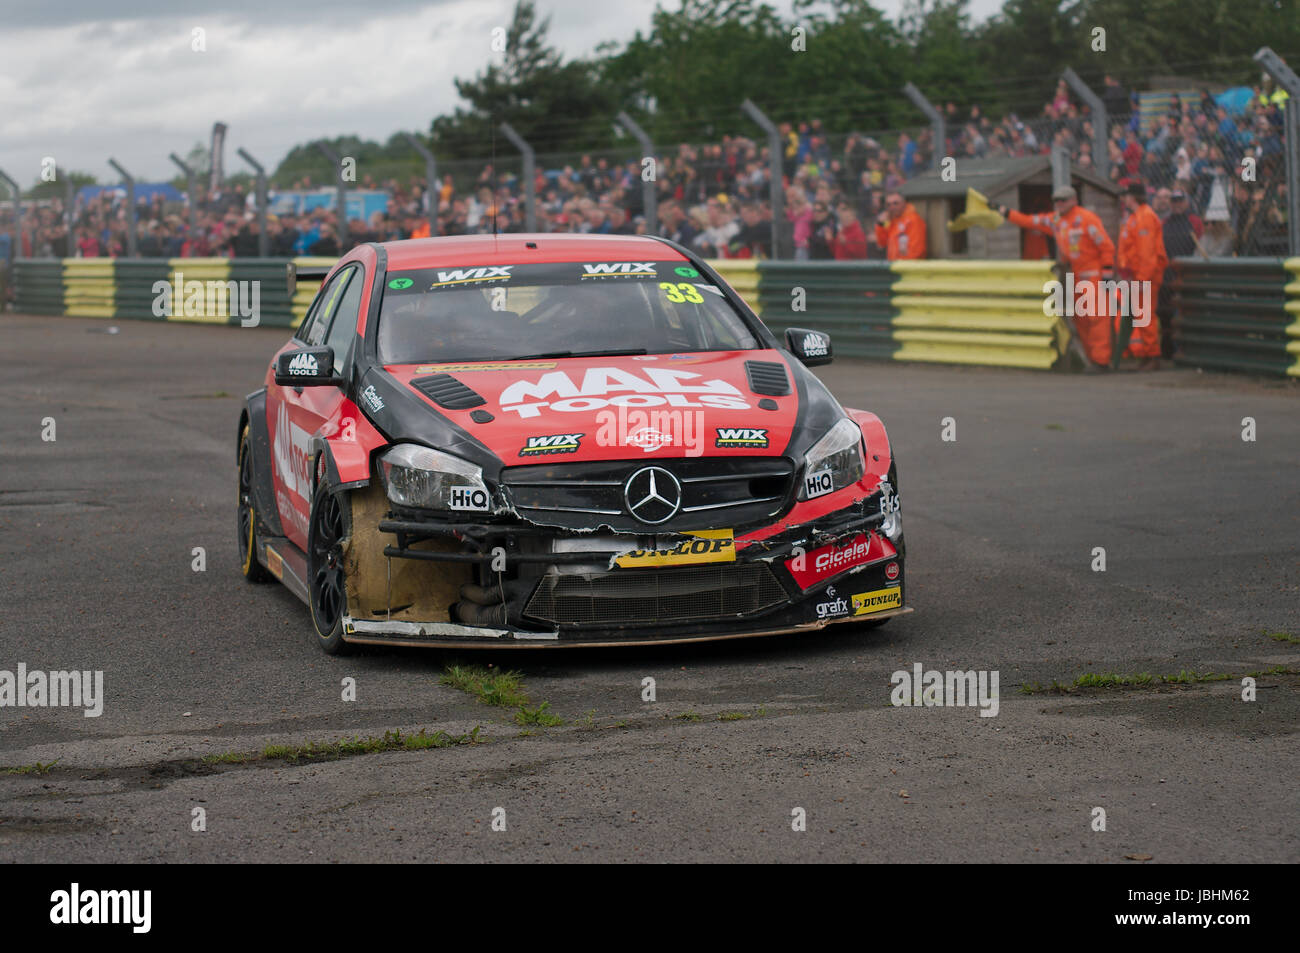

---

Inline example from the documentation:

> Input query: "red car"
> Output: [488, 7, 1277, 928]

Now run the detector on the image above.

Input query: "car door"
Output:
[267, 264, 366, 549]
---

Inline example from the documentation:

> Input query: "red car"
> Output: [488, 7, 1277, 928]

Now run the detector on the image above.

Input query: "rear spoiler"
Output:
[285, 263, 335, 297]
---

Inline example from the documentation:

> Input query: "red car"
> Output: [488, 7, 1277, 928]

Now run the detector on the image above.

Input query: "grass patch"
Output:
[1022, 667, 1294, 695]
[1045, 423, 1066, 431]
[203, 727, 480, 766]
[2, 760, 59, 776]
[1266, 631, 1300, 645]
[440, 665, 530, 708]
[514, 702, 564, 727]
[673, 710, 702, 722]
[719, 706, 768, 721]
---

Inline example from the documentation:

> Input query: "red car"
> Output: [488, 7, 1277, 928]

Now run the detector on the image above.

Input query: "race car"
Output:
[236, 233, 907, 652]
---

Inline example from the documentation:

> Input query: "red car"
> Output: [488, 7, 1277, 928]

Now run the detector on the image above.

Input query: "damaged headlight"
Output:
[798, 418, 865, 500]
[379, 444, 491, 513]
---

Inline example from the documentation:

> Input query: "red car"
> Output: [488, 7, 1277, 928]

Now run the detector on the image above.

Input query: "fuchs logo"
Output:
[448, 486, 490, 511]
[499, 366, 749, 418]
[715, 427, 768, 449]
[802, 333, 828, 357]
[432, 265, 512, 286]
[288, 352, 319, 376]
[626, 427, 674, 452]
[879, 480, 900, 516]
[361, 385, 384, 412]
[519, 433, 583, 456]
[581, 262, 657, 278]
[595, 405, 705, 457]
[273, 401, 313, 502]
[814, 585, 849, 619]
[804, 467, 833, 499]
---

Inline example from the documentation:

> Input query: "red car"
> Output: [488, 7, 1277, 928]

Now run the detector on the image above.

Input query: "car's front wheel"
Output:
[307, 477, 354, 655]
[237, 424, 272, 583]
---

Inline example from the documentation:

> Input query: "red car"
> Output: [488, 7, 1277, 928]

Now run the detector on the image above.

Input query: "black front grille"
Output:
[524, 563, 788, 626]
[409, 374, 486, 410]
[500, 457, 795, 532]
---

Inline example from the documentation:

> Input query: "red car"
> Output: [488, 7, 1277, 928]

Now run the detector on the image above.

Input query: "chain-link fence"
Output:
[3, 69, 1292, 268]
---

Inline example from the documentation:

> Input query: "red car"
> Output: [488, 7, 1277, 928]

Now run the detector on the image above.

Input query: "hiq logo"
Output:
[804, 468, 833, 499]
[448, 486, 490, 511]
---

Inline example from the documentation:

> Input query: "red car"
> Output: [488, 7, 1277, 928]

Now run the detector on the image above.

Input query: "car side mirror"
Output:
[274, 346, 337, 386]
[786, 328, 832, 367]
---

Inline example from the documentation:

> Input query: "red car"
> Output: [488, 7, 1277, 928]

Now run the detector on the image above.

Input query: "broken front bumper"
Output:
[340, 484, 907, 648]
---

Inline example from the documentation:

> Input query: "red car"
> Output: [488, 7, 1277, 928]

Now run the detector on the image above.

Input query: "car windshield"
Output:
[377, 260, 759, 364]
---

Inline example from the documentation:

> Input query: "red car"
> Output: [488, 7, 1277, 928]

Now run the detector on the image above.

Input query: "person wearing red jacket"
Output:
[998, 185, 1116, 368]
[1117, 181, 1168, 369]
[873, 191, 927, 259]
[829, 201, 868, 259]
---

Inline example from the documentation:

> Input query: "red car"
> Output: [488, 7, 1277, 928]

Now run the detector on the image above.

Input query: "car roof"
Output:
[379, 233, 689, 269]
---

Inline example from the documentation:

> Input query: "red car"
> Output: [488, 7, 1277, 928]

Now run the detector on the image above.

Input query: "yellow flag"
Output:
[947, 188, 1005, 232]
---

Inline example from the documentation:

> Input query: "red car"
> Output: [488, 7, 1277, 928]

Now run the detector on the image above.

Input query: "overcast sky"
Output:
[0, 0, 1003, 187]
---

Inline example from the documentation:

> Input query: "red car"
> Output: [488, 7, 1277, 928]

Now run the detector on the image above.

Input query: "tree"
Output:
[430, 0, 618, 158]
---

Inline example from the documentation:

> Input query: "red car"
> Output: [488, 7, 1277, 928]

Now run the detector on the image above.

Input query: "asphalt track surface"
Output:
[1, 312, 1297, 863]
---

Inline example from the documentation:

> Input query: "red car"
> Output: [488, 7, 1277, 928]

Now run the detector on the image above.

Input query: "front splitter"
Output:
[339, 606, 912, 650]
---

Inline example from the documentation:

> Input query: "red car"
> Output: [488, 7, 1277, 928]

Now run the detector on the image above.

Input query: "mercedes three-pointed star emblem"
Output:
[623, 466, 682, 524]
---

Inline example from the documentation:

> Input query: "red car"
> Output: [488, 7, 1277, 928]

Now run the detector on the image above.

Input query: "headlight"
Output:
[798, 418, 865, 500]
[379, 444, 491, 513]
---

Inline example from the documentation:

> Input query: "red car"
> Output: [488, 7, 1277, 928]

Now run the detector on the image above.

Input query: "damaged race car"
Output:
[236, 233, 908, 652]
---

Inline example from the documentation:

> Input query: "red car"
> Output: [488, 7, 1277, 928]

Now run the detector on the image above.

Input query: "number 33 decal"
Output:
[659, 282, 703, 304]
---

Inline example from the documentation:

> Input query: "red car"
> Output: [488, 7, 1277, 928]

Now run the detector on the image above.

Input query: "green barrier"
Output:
[114, 259, 173, 320]
[752, 260, 898, 360]
[1172, 257, 1293, 377]
[12, 260, 66, 314]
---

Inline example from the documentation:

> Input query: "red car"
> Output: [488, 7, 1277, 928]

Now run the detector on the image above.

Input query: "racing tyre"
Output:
[237, 424, 272, 583]
[307, 478, 355, 655]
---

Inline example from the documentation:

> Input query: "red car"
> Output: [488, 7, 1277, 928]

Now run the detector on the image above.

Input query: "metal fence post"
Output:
[314, 141, 348, 250]
[902, 83, 946, 171]
[404, 133, 439, 236]
[1062, 68, 1110, 180]
[499, 122, 535, 232]
[1254, 47, 1300, 256]
[1051, 145, 1070, 192]
[0, 168, 21, 258]
[616, 110, 658, 235]
[741, 99, 785, 258]
[65, 175, 76, 254]
[108, 158, 137, 258]
[237, 148, 270, 257]
[169, 152, 198, 237]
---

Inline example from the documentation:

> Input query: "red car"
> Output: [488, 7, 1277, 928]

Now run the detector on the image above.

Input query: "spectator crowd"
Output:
[2, 74, 1289, 265]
